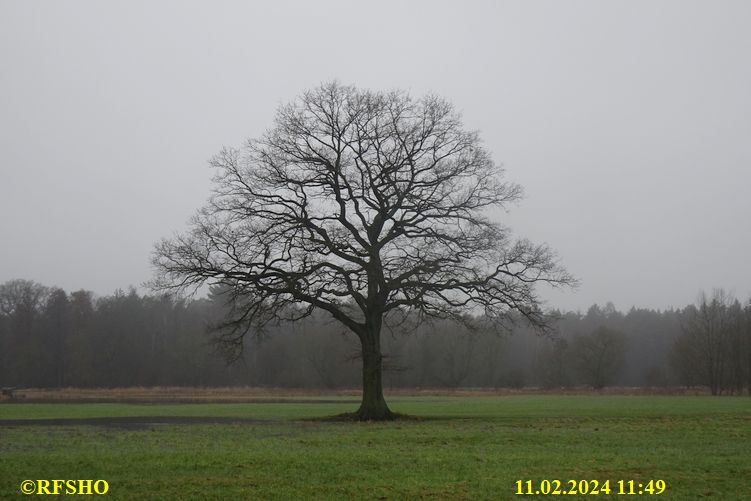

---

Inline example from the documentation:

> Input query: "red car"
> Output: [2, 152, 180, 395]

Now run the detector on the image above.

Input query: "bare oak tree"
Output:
[152, 82, 574, 420]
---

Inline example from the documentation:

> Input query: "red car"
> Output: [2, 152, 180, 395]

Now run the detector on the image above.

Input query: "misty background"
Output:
[2, 0, 750, 313]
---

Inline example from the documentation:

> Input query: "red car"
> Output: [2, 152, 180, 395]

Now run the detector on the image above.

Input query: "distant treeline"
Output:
[1, 280, 749, 394]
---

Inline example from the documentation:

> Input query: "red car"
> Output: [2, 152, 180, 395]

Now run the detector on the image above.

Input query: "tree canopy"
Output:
[153, 82, 574, 419]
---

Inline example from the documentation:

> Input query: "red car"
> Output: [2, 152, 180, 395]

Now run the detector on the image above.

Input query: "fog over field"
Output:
[1, 1, 750, 312]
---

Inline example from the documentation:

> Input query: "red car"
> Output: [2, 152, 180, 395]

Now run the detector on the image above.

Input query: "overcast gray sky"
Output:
[1, 0, 749, 313]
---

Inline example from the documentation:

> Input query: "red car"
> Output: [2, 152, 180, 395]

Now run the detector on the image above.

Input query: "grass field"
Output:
[1, 393, 749, 499]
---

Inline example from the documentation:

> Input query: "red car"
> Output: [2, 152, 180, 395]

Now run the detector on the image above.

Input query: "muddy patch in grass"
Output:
[0, 416, 274, 428]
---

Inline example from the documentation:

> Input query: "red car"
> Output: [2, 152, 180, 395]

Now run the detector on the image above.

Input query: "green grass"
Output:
[1, 395, 749, 499]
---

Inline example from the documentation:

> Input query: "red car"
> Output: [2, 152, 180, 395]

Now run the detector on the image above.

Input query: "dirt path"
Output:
[2, 397, 360, 405]
[0, 416, 273, 428]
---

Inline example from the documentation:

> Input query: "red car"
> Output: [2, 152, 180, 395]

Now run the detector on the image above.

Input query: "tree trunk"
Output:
[355, 330, 394, 421]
